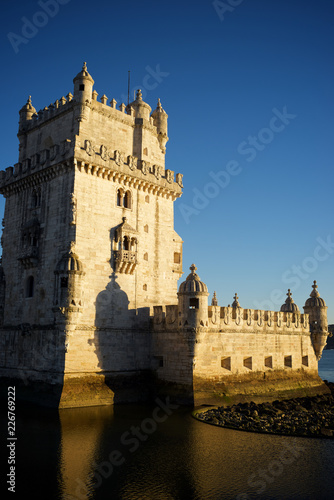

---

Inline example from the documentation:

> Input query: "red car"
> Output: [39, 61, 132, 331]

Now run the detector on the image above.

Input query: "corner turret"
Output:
[178, 264, 209, 329]
[19, 96, 36, 131]
[151, 98, 169, 153]
[303, 281, 328, 360]
[130, 89, 152, 121]
[73, 62, 94, 104]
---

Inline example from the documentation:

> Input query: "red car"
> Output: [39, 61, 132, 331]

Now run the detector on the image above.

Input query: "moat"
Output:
[0, 351, 333, 500]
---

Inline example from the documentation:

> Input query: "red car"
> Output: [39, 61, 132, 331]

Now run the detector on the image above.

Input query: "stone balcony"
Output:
[18, 246, 39, 269]
[113, 250, 137, 275]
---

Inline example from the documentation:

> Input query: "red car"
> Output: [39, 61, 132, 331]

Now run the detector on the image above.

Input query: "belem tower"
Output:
[0, 63, 330, 408]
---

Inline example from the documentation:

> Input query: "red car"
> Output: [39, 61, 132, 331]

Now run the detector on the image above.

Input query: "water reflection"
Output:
[58, 406, 114, 499]
[6, 402, 334, 499]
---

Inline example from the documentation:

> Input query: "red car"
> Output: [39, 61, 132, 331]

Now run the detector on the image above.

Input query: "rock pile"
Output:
[195, 390, 334, 438]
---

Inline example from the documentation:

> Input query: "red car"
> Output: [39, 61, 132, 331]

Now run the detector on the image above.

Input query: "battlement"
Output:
[17, 91, 152, 132]
[153, 304, 311, 334]
[1, 63, 183, 198]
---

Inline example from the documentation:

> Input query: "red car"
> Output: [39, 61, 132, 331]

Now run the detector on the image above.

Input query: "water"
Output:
[318, 349, 334, 382]
[2, 353, 334, 500]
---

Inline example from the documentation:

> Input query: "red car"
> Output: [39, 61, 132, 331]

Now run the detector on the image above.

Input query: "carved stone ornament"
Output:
[114, 150, 124, 166]
[100, 145, 108, 161]
[141, 160, 148, 175]
[127, 155, 137, 171]
[40, 149, 48, 165]
[165, 169, 174, 184]
[153, 165, 161, 180]
[85, 140, 93, 156]
[49, 144, 59, 161]
[176, 173, 183, 187]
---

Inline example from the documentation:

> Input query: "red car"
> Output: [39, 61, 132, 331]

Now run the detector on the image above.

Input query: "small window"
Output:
[143, 147, 148, 156]
[60, 277, 68, 288]
[123, 236, 130, 251]
[124, 191, 131, 209]
[155, 356, 163, 368]
[144, 225, 149, 233]
[117, 189, 122, 207]
[284, 355, 292, 368]
[265, 356, 273, 369]
[144, 253, 148, 261]
[221, 357, 231, 371]
[243, 357, 252, 370]
[302, 355, 309, 367]
[79, 84, 85, 91]
[145, 195, 150, 203]
[26, 276, 34, 298]
[189, 298, 199, 309]
[143, 284, 147, 291]
[174, 252, 181, 264]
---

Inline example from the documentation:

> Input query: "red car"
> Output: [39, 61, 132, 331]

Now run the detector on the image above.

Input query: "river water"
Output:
[2, 350, 334, 500]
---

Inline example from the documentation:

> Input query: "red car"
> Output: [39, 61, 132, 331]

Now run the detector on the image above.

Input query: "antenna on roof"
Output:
[127, 71, 130, 105]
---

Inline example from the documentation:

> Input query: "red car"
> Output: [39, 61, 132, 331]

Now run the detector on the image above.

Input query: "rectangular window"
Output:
[61, 277, 68, 288]
[221, 357, 231, 371]
[302, 355, 309, 367]
[265, 356, 273, 369]
[284, 355, 292, 368]
[243, 357, 252, 370]
[189, 298, 199, 309]
[174, 252, 181, 264]
[154, 356, 164, 368]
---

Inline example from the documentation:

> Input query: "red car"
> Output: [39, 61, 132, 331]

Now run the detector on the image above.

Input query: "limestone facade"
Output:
[0, 64, 329, 407]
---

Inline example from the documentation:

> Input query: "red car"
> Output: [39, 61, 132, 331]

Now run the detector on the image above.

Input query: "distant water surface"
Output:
[319, 349, 334, 382]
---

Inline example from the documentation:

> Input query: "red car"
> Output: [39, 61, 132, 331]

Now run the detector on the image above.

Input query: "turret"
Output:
[19, 96, 36, 131]
[303, 281, 328, 360]
[130, 89, 151, 121]
[178, 264, 209, 329]
[151, 98, 169, 153]
[73, 62, 94, 104]
[280, 289, 300, 313]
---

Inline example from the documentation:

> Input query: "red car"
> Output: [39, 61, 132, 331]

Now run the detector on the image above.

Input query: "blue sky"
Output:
[1, 0, 333, 321]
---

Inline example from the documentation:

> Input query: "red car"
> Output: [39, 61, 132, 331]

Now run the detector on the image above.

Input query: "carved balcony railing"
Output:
[113, 250, 137, 274]
[18, 246, 39, 269]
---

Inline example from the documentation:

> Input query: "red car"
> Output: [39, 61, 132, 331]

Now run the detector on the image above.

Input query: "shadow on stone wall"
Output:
[93, 271, 152, 404]
[0, 325, 66, 408]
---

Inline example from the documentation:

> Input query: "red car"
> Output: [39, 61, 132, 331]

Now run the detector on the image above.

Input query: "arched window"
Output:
[31, 188, 41, 208]
[123, 236, 130, 251]
[124, 191, 131, 209]
[117, 189, 122, 207]
[26, 276, 34, 298]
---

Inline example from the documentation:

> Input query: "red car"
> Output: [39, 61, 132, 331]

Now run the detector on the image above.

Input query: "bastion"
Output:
[0, 64, 329, 407]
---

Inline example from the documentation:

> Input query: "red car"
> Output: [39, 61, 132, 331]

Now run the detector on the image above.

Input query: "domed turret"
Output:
[54, 251, 84, 310]
[130, 89, 151, 121]
[303, 281, 328, 360]
[151, 98, 168, 152]
[280, 289, 300, 313]
[231, 293, 241, 308]
[19, 96, 36, 130]
[178, 264, 209, 329]
[73, 62, 94, 104]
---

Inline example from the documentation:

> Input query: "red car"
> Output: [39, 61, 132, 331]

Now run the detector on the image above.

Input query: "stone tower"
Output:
[0, 63, 183, 406]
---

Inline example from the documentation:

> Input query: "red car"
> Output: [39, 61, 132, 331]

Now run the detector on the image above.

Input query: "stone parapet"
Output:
[153, 304, 310, 334]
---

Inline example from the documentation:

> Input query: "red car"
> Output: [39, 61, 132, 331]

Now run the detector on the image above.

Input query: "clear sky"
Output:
[0, 0, 333, 321]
